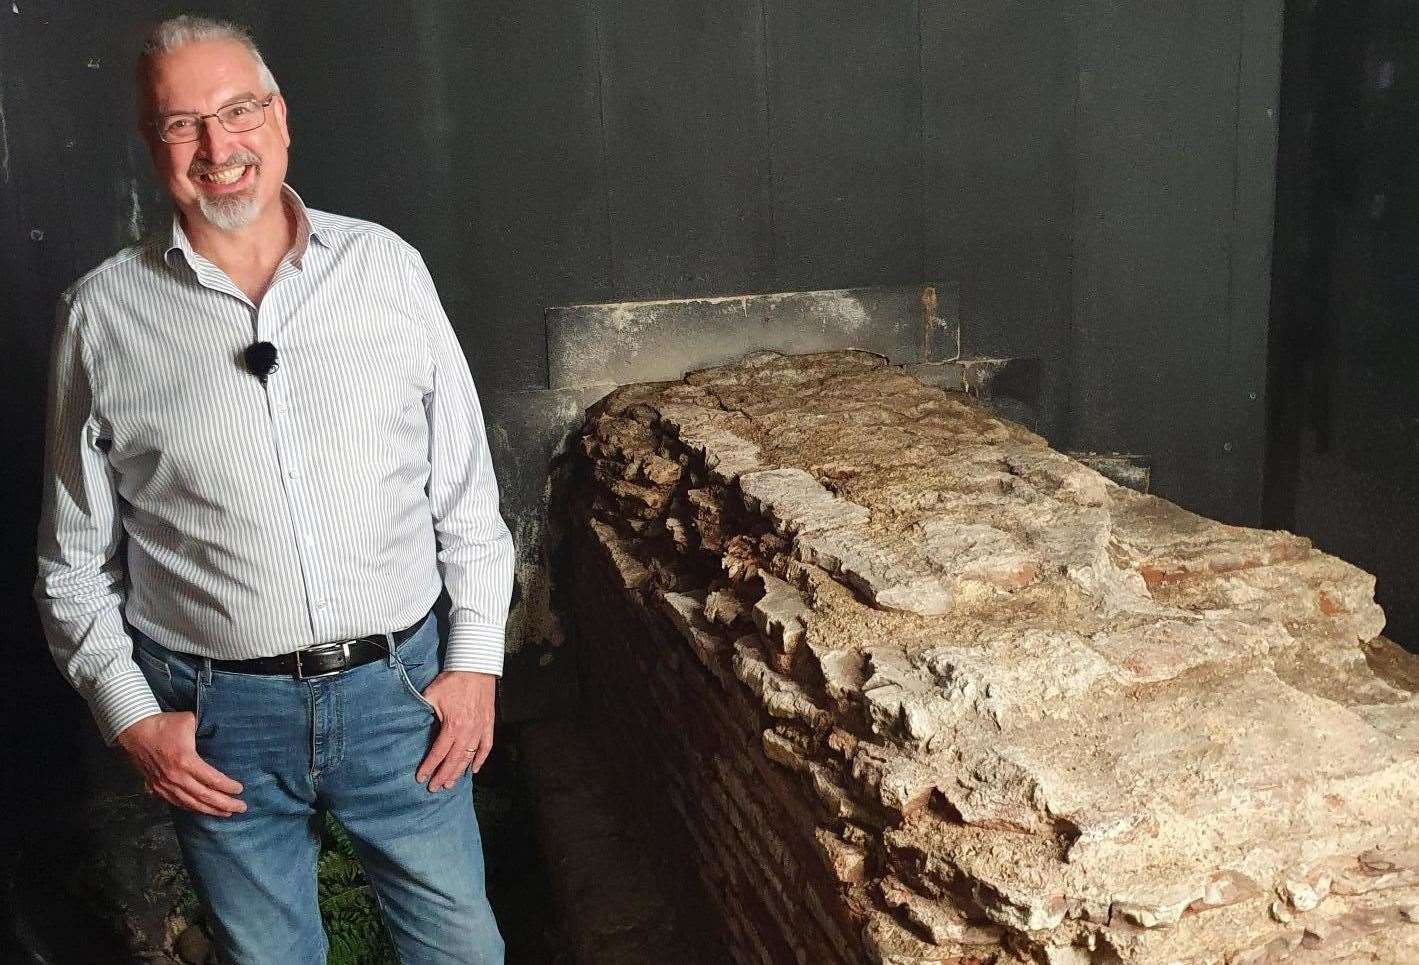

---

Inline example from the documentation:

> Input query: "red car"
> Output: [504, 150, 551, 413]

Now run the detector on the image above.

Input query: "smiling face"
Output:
[141, 38, 289, 233]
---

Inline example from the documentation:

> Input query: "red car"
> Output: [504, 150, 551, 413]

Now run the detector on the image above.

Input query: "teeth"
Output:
[203, 165, 247, 185]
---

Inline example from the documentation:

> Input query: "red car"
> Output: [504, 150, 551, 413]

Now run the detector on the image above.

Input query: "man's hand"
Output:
[116, 712, 246, 817]
[415, 671, 496, 791]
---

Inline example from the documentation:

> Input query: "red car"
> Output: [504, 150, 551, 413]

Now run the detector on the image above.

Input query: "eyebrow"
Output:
[157, 92, 260, 118]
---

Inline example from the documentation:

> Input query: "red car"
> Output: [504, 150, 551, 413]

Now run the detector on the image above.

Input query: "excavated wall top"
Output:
[576, 349, 1419, 963]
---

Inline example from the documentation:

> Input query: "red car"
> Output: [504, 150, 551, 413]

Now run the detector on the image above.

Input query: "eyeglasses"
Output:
[155, 95, 275, 144]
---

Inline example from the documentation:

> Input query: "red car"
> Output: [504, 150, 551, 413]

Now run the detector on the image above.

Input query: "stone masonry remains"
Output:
[570, 349, 1419, 963]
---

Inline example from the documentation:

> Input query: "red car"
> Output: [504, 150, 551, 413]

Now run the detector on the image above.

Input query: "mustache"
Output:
[189, 152, 262, 176]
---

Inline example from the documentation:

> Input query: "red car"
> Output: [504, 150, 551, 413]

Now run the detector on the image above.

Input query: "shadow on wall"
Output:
[1267, 0, 1419, 651]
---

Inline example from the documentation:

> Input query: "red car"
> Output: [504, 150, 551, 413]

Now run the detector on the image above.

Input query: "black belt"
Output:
[209, 612, 428, 679]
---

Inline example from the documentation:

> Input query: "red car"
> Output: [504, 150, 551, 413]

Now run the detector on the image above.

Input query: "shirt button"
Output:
[317, 600, 329, 610]
[287, 469, 300, 479]
[278, 403, 290, 413]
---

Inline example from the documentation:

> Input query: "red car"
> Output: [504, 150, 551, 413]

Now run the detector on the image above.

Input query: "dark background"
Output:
[1266, 0, 1419, 659]
[1, 0, 1413, 957]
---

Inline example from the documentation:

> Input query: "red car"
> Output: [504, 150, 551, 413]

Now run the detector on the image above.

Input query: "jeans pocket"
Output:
[394, 660, 438, 715]
[133, 645, 172, 683]
[134, 646, 180, 710]
[393, 617, 440, 715]
[133, 642, 204, 727]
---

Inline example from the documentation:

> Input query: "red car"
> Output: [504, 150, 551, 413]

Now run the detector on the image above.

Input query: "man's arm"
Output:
[404, 250, 515, 790]
[33, 293, 162, 744]
[34, 293, 246, 817]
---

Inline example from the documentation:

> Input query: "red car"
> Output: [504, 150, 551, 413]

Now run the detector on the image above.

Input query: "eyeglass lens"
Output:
[160, 100, 267, 143]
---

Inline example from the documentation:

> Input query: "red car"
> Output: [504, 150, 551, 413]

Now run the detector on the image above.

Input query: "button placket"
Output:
[255, 293, 331, 632]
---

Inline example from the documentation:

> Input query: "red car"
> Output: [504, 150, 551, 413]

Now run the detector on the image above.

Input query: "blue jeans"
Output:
[131, 612, 505, 964]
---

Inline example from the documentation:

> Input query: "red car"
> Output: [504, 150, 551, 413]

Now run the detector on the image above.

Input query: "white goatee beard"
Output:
[197, 190, 262, 231]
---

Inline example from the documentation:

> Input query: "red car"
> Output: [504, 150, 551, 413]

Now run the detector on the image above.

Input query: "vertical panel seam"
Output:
[0, 49, 10, 188]
[915, 0, 926, 281]
[1064, 6, 1087, 450]
[590, 0, 617, 293]
[1223, 0, 1249, 512]
[0, 23, 22, 266]
[759, 0, 778, 286]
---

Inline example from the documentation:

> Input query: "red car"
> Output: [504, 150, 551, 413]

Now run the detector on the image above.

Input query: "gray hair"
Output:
[137, 14, 280, 114]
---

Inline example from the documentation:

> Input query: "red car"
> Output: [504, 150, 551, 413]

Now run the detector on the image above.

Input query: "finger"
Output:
[417, 741, 454, 787]
[417, 721, 459, 785]
[472, 727, 494, 773]
[435, 756, 472, 791]
[188, 756, 244, 796]
[166, 782, 238, 818]
[431, 740, 474, 790]
[416, 734, 451, 784]
[416, 749, 437, 785]
[471, 720, 493, 772]
[178, 772, 247, 814]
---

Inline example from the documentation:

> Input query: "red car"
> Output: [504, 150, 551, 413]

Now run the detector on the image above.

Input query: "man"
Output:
[34, 14, 512, 964]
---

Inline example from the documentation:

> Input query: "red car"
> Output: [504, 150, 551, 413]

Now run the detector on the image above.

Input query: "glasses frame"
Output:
[155, 94, 276, 144]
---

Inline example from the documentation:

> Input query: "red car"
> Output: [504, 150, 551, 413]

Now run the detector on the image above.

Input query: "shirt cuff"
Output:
[443, 621, 505, 677]
[90, 668, 165, 746]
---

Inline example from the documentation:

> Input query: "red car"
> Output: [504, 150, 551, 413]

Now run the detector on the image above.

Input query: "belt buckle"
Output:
[295, 641, 352, 680]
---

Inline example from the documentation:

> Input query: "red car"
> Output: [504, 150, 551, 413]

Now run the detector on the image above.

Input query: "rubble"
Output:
[570, 350, 1419, 964]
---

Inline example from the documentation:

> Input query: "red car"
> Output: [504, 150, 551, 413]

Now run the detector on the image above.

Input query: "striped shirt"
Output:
[34, 185, 515, 745]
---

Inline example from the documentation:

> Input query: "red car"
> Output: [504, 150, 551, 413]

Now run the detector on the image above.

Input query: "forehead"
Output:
[145, 38, 262, 113]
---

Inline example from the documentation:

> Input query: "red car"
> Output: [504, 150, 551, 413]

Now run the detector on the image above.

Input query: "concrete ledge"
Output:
[545, 285, 957, 390]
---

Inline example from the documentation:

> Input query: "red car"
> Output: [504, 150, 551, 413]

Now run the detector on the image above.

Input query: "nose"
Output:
[196, 113, 242, 162]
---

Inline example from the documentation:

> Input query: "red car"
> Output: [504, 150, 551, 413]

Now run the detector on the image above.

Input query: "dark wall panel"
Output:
[263, 1, 611, 395]
[597, 0, 774, 298]
[921, 0, 1079, 442]
[1223, 0, 1284, 521]
[454, 0, 610, 377]
[765, 0, 923, 290]
[424, 0, 609, 393]
[1071, 0, 1269, 521]
[1267, 0, 1419, 647]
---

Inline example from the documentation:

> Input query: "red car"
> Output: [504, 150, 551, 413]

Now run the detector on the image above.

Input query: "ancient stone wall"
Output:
[570, 350, 1419, 963]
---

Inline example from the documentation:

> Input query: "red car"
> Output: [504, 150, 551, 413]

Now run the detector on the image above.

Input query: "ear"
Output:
[272, 92, 291, 147]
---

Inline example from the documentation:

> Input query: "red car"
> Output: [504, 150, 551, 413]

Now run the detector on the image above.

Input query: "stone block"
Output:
[569, 350, 1419, 964]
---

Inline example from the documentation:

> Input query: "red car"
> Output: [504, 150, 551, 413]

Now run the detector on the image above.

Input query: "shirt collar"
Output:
[164, 183, 329, 270]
